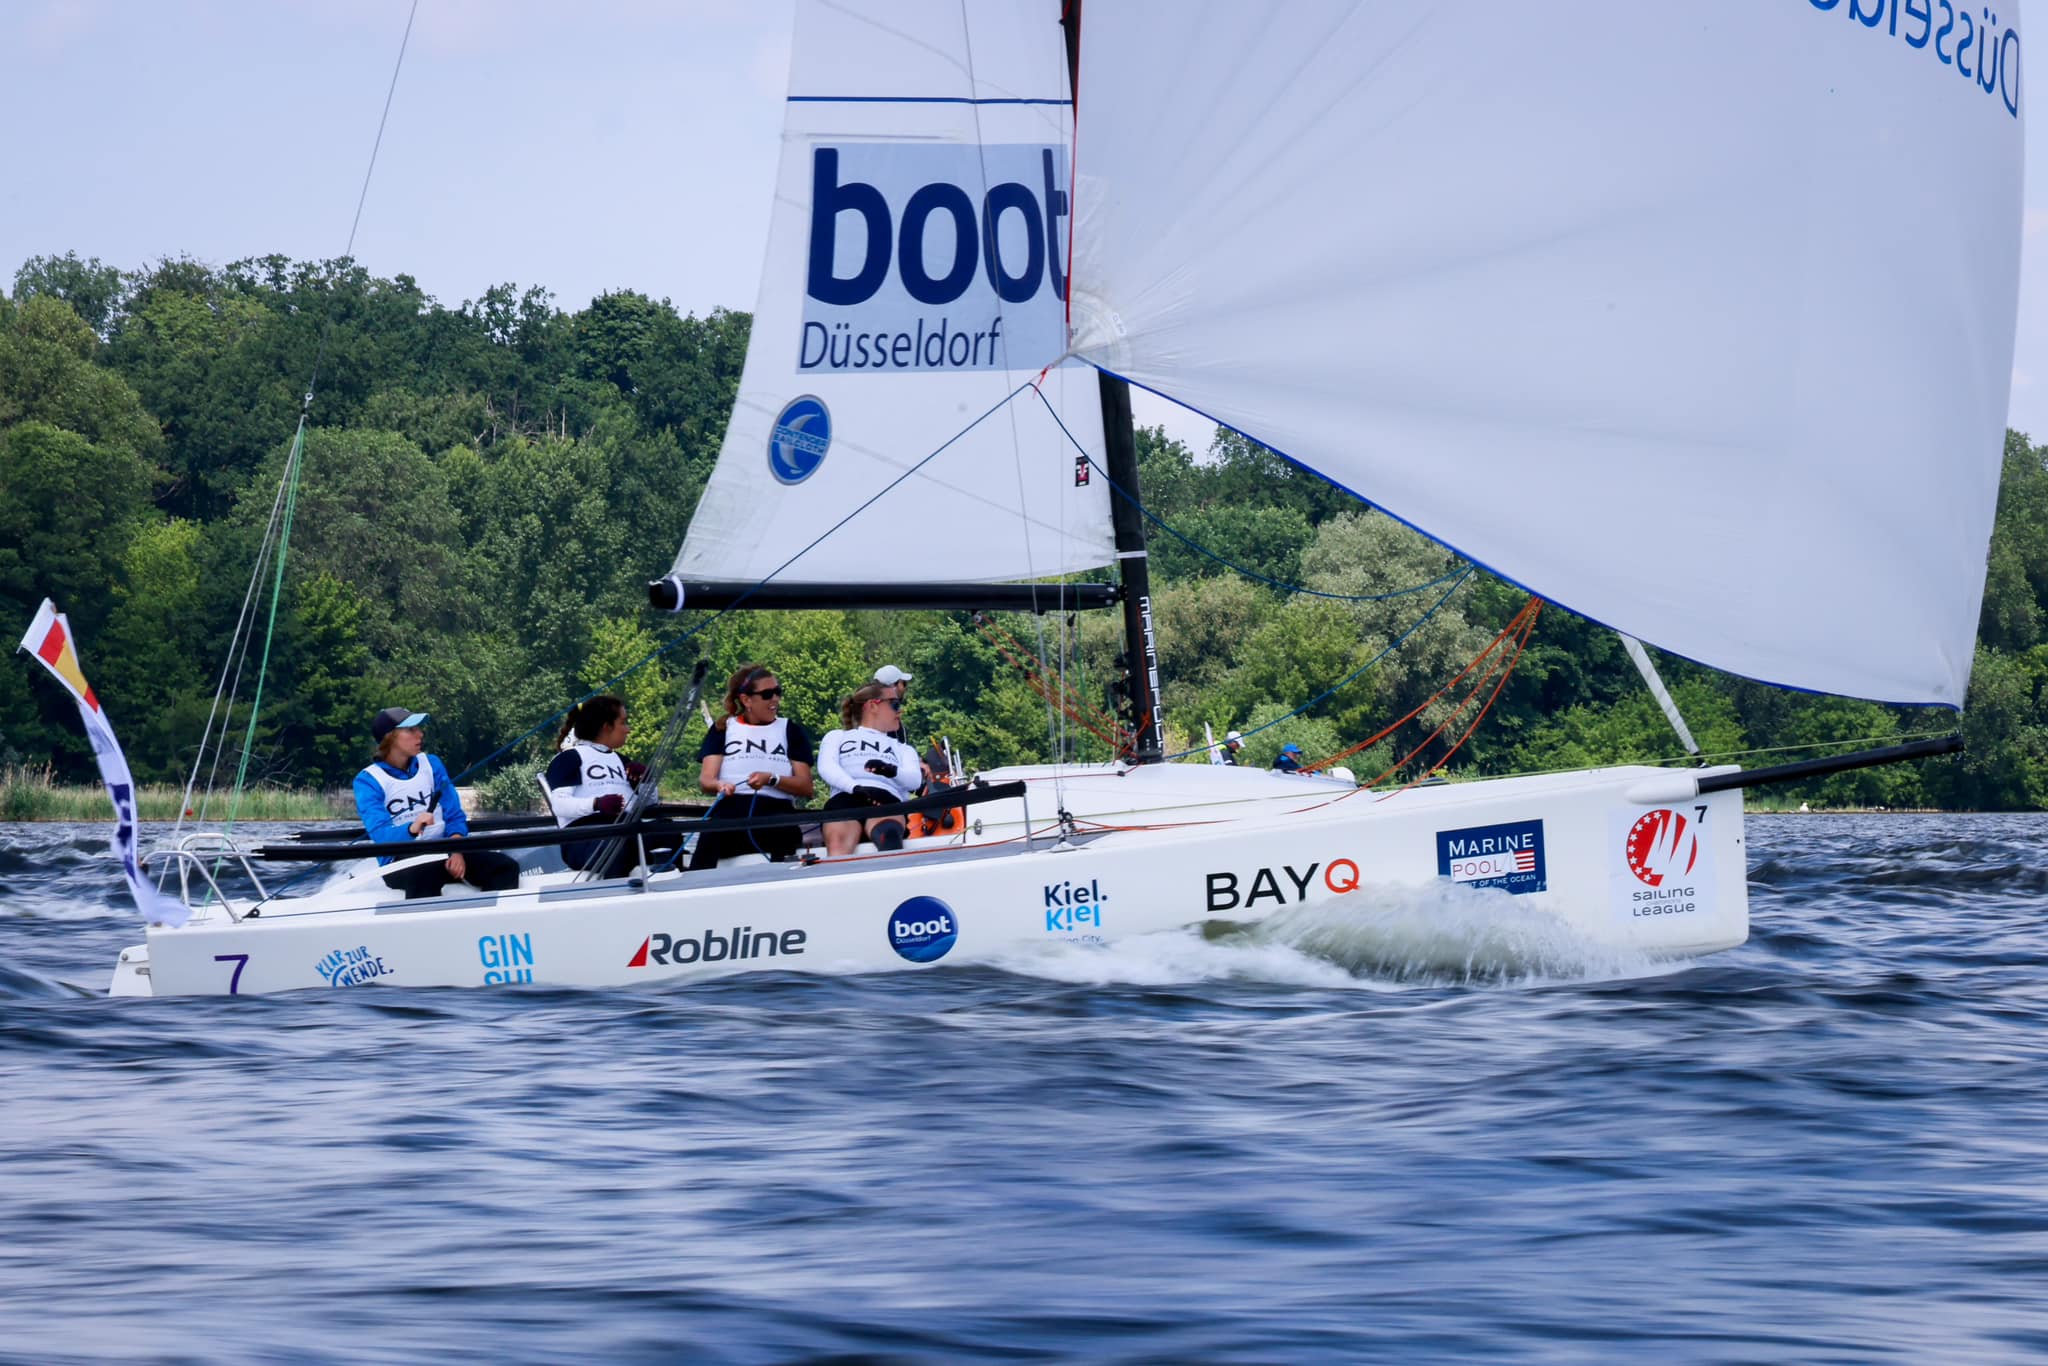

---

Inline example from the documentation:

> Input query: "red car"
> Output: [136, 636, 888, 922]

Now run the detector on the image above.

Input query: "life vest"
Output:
[359, 758, 445, 841]
[720, 717, 797, 801]
[549, 741, 634, 827]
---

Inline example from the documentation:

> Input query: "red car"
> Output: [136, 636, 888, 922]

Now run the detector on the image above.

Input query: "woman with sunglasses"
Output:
[691, 663, 816, 869]
[817, 682, 925, 856]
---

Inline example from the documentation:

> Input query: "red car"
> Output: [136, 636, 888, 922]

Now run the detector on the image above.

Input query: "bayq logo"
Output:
[801, 142, 1070, 375]
[1436, 819, 1545, 896]
[888, 896, 958, 963]
[768, 395, 831, 484]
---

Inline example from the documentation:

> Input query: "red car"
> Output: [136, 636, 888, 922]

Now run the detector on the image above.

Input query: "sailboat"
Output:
[103, 0, 2023, 997]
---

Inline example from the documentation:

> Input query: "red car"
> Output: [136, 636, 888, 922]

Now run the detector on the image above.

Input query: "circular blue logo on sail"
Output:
[768, 395, 831, 484]
[888, 896, 958, 963]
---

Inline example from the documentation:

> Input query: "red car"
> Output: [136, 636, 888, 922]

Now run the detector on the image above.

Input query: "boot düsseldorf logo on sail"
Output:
[801, 144, 1070, 375]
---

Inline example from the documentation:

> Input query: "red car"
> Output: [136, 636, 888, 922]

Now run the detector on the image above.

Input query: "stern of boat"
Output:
[110, 943, 153, 997]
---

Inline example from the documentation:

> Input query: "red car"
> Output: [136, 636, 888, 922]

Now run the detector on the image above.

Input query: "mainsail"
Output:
[1066, 2, 2025, 707]
[671, 0, 1114, 589]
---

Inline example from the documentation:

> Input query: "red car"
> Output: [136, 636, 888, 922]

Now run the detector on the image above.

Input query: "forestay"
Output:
[1068, 2, 2025, 706]
[673, 0, 1113, 587]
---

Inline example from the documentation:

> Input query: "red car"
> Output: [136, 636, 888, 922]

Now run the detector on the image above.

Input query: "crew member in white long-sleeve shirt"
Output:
[818, 683, 924, 855]
[544, 694, 665, 878]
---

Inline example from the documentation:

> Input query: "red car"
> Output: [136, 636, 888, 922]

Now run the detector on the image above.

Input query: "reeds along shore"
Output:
[0, 768, 347, 822]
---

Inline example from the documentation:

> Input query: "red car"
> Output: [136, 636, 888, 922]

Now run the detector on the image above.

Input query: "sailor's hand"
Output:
[408, 813, 432, 837]
[624, 760, 648, 785]
[445, 851, 467, 880]
[865, 759, 897, 778]
[594, 794, 625, 817]
[747, 770, 774, 790]
[719, 781, 739, 797]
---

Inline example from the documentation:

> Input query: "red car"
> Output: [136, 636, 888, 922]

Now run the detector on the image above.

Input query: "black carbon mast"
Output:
[1063, 0, 1165, 764]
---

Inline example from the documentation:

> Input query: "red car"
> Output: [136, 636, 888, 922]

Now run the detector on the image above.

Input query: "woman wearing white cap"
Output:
[353, 706, 520, 899]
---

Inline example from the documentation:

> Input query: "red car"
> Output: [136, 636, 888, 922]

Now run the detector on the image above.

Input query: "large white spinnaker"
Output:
[1068, 2, 2025, 706]
[672, 0, 1113, 589]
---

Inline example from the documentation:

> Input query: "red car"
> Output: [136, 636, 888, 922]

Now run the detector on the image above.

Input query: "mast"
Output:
[1062, 0, 1164, 765]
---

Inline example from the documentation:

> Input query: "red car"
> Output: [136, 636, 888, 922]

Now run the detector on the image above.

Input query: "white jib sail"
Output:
[1068, 2, 2025, 707]
[673, 0, 1114, 587]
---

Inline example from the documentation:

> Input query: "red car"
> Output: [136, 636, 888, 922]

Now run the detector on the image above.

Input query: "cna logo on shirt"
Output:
[1624, 808, 1699, 888]
[800, 142, 1070, 374]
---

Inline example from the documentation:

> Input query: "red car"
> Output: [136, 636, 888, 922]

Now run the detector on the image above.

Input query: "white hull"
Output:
[113, 764, 1748, 997]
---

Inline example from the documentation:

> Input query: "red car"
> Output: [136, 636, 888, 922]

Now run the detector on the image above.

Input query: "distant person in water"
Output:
[355, 707, 519, 899]
[692, 664, 816, 869]
[1274, 743, 1304, 773]
[545, 695, 668, 878]
[818, 683, 924, 855]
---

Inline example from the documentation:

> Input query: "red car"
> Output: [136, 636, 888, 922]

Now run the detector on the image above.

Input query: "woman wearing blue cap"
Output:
[354, 706, 521, 899]
[1273, 743, 1305, 774]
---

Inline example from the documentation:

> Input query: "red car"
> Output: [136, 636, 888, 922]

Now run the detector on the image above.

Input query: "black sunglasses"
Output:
[878, 696, 904, 711]
[745, 686, 783, 700]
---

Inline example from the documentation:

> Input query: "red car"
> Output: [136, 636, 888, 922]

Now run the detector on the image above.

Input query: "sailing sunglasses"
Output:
[745, 686, 783, 700]
[876, 697, 904, 711]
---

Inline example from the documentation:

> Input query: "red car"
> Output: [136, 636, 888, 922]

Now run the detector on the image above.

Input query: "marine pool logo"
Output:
[768, 395, 831, 484]
[801, 143, 1070, 374]
[1624, 808, 1698, 888]
[1436, 819, 1546, 896]
[888, 896, 958, 963]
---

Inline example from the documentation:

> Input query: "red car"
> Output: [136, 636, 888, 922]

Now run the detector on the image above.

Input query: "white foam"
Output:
[989, 881, 1676, 990]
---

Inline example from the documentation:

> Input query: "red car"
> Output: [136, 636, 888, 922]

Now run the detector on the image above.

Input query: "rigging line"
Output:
[301, 0, 420, 406]
[1305, 598, 1538, 774]
[1153, 567, 1476, 763]
[952, 3, 1067, 790]
[223, 421, 310, 836]
[1027, 386, 1465, 602]
[1378, 603, 1541, 797]
[454, 376, 1044, 782]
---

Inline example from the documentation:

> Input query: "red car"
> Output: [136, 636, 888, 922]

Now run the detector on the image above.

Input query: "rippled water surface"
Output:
[5, 815, 2048, 1362]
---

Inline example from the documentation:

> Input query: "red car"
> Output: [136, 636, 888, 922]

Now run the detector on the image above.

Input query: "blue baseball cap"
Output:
[370, 707, 429, 742]
[1280, 743, 1302, 754]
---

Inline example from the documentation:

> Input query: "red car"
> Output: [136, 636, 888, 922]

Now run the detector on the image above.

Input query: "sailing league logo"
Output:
[801, 143, 1070, 374]
[1625, 809, 1698, 888]
[768, 395, 831, 483]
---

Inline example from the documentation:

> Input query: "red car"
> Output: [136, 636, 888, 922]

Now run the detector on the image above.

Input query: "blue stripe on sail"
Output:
[789, 96, 1070, 105]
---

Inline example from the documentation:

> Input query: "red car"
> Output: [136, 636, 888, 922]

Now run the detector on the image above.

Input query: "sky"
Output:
[2, 0, 2044, 454]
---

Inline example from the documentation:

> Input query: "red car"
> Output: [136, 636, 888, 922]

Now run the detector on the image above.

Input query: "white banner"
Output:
[19, 599, 188, 927]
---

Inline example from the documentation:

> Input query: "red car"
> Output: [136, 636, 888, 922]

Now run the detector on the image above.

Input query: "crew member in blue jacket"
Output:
[354, 707, 520, 899]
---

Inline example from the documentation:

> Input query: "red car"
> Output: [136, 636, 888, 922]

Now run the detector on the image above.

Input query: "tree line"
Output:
[5, 250, 2046, 810]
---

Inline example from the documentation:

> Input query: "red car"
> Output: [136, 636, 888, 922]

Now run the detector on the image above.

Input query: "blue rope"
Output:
[1157, 567, 1475, 762]
[453, 378, 1041, 784]
[1028, 385, 1466, 602]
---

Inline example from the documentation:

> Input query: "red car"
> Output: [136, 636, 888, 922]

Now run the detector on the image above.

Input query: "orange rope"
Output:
[1363, 601, 1542, 795]
[973, 614, 1129, 752]
[1304, 598, 1541, 774]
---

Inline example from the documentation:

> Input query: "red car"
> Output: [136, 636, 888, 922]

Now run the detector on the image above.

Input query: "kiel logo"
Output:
[1437, 819, 1546, 896]
[1625, 808, 1699, 888]
[769, 395, 830, 484]
[800, 143, 1070, 374]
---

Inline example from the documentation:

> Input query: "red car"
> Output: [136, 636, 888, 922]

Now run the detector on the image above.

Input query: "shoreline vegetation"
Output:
[0, 768, 347, 823]
[6, 252, 2047, 811]
[0, 770, 1986, 823]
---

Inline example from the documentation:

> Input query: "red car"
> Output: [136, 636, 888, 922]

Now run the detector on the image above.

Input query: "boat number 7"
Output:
[214, 953, 249, 995]
[1695, 805, 1708, 824]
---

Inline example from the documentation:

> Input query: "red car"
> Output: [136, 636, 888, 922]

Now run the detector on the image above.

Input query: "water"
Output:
[5, 816, 2048, 1363]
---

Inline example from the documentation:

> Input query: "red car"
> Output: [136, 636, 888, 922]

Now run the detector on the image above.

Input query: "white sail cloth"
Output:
[1069, 2, 2025, 706]
[673, 0, 1113, 587]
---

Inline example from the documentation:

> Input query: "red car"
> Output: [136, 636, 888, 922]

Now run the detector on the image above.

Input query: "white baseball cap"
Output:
[1226, 730, 1243, 743]
[874, 664, 913, 686]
